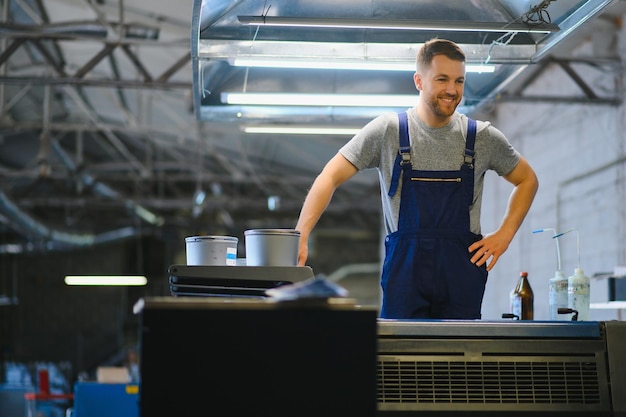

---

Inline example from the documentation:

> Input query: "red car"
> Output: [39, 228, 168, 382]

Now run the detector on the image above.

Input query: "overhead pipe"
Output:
[0, 139, 164, 253]
[51, 139, 164, 226]
[0, 189, 139, 253]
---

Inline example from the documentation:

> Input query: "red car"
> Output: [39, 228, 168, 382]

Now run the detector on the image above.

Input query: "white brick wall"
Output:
[482, 19, 626, 320]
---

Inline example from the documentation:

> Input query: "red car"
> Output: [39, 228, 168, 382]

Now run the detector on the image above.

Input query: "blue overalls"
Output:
[380, 111, 487, 319]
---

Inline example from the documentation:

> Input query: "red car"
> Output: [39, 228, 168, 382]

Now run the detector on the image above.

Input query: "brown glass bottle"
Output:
[510, 271, 534, 320]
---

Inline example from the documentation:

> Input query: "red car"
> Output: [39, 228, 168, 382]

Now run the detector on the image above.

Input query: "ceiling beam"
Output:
[499, 56, 623, 105]
[0, 30, 191, 90]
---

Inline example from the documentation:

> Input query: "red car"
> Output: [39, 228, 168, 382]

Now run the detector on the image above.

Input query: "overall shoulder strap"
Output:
[463, 118, 477, 168]
[388, 111, 411, 197]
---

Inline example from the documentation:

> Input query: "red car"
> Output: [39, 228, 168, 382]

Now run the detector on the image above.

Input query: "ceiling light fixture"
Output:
[64, 275, 148, 286]
[222, 93, 417, 107]
[232, 58, 495, 73]
[244, 126, 361, 135]
[237, 16, 559, 34]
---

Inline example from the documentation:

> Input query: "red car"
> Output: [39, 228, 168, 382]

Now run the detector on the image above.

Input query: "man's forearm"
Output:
[295, 176, 337, 239]
[499, 174, 539, 240]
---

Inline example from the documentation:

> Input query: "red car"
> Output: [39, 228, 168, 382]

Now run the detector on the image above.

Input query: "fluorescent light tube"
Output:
[467, 64, 495, 73]
[232, 58, 495, 73]
[64, 275, 148, 286]
[222, 93, 417, 107]
[244, 126, 361, 135]
[238, 16, 559, 34]
[233, 58, 415, 72]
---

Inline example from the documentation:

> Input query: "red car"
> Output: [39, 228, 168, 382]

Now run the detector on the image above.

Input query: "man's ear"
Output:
[413, 72, 422, 91]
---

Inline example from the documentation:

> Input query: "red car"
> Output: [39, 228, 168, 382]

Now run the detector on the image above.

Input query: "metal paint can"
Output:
[244, 229, 300, 266]
[185, 236, 238, 266]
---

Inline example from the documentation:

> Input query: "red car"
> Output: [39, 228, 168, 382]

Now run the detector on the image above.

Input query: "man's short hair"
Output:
[416, 38, 466, 73]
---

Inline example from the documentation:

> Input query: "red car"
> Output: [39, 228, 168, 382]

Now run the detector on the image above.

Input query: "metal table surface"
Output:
[377, 318, 602, 338]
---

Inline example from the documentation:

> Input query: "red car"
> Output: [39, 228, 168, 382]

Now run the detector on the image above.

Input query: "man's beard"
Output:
[426, 94, 459, 118]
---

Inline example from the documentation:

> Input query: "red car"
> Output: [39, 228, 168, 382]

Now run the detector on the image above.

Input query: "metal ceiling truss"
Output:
[0, 27, 191, 90]
[496, 56, 624, 105]
[0, 4, 210, 251]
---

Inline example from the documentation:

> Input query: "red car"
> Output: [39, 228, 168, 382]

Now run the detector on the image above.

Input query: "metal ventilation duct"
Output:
[191, 0, 615, 123]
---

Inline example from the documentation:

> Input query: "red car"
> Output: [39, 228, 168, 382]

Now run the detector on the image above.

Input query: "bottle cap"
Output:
[520, 271, 528, 277]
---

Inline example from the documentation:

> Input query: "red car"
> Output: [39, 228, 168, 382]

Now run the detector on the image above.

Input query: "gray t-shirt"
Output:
[339, 108, 520, 235]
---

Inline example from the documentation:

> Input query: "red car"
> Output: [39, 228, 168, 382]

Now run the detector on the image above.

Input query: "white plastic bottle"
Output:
[549, 270, 569, 320]
[532, 228, 568, 321]
[568, 268, 590, 321]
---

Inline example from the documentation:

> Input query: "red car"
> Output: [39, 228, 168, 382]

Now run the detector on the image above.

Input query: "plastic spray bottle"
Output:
[533, 228, 568, 321]
[555, 228, 590, 321]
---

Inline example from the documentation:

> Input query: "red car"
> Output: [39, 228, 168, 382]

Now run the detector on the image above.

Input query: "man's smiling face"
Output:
[414, 54, 465, 127]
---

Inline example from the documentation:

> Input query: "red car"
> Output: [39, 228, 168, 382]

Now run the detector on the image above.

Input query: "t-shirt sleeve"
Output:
[485, 124, 521, 176]
[339, 113, 398, 170]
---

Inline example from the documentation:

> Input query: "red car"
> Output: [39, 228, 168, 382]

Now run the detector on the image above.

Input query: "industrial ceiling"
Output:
[0, 0, 624, 253]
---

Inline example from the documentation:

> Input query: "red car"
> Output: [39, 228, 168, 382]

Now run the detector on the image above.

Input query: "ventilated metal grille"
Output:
[378, 358, 601, 405]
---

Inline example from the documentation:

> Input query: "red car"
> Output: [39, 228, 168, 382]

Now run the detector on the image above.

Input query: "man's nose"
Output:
[445, 82, 458, 94]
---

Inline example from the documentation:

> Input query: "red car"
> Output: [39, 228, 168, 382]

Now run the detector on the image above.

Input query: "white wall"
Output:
[479, 18, 626, 321]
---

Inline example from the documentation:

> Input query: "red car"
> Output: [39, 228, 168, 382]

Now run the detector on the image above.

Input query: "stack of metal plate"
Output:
[168, 264, 315, 298]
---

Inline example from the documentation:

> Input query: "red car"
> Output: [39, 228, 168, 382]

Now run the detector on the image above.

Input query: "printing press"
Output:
[138, 265, 626, 416]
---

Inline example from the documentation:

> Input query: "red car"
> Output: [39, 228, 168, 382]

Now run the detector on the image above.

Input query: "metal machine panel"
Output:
[605, 321, 626, 416]
[377, 320, 625, 416]
[377, 319, 601, 338]
[136, 297, 378, 417]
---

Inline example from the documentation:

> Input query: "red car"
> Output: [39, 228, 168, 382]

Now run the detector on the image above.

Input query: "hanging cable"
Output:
[484, 31, 519, 64]
[482, 0, 557, 64]
[522, 0, 557, 26]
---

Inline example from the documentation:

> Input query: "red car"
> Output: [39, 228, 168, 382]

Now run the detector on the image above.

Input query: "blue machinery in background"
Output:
[72, 382, 139, 417]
